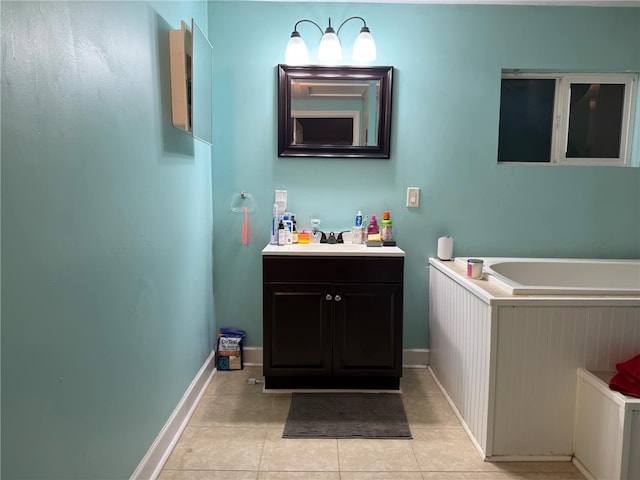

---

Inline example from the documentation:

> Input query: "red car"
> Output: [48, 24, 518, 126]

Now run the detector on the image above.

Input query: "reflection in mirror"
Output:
[278, 65, 393, 158]
[291, 79, 379, 146]
[192, 20, 213, 145]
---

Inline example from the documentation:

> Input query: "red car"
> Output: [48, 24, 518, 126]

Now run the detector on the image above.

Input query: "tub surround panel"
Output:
[574, 369, 640, 480]
[631, 411, 640, 478]
[429, 258, 640, 460]
[428, 265, 493, 456]
[493, 305, 640, 457]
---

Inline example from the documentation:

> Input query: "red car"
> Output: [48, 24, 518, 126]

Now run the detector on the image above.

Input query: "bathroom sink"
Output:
[262, 243, 405, 257]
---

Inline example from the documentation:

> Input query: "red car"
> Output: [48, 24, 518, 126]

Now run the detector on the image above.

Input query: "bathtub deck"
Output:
[431, 257, 640, 306]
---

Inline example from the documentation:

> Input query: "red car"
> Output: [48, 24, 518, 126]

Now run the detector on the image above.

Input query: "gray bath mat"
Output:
[283, 393, 412, 439]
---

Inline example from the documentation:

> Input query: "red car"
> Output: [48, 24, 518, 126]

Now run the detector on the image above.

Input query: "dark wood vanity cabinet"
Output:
[262, 255, 404, 389]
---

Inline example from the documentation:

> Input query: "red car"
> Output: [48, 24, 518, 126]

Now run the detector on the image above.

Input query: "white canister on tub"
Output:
[437, 236, 454, 260]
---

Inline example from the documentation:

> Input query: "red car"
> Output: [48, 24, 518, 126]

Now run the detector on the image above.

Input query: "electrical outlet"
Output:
[275, 189, 287, 210]
[406, 187, 420, 208]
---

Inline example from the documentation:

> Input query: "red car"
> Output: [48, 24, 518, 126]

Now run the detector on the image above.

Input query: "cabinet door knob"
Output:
[325, 294, 333, 301]
[334, 294, 342, 302]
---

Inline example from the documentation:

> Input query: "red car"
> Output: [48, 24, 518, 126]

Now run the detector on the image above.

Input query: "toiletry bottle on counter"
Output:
[277, 220, 285, 246]
[282, 215, 293, 245]
[352, 210, 364, 244]
[292, 215, 298, 244]
[381, 211, 393, 241]
[355, 210, 363, 227]
[367, 214, 380, 239]
[310, 218, 322, 243]
[270, 204, 279, 245]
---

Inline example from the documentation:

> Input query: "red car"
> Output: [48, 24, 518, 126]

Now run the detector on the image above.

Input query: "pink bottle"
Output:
[367, 214, 380, 235]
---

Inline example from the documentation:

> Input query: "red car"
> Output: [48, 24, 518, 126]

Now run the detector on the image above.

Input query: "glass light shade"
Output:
[318, 31, 342, 63]
[352, 29, 377, 63]
[285, 34, 309, 65]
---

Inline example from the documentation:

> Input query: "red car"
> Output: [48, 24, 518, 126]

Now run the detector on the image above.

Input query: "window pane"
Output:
[566, 83, 624, 158]
[498, 79, 555, 162]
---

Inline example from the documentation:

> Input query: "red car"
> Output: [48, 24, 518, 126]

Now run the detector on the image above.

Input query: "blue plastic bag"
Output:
[216, 328, 246, 370]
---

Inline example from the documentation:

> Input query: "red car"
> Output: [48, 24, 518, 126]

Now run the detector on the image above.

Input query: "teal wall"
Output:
[209, 2, 640, 350]
[1, 1, 214, 478]
[1, 1, 639, 478]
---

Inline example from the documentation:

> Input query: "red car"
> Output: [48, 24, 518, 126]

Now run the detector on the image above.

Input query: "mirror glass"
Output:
[192, 19, 213, 145]
[278, 65, 393, 158]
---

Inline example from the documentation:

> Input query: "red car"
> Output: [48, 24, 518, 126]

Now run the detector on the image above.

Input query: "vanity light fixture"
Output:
[285, 16, 377, 65]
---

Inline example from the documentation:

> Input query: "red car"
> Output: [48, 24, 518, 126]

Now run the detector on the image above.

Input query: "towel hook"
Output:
[231, 191, 256, 213]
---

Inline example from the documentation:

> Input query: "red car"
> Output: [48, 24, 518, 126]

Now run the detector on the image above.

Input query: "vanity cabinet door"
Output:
[333, 283, 403, 376]
[263, 283, 333, 376]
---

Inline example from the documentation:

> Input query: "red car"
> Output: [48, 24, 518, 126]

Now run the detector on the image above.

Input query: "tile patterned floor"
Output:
[159, 367, 586, 480]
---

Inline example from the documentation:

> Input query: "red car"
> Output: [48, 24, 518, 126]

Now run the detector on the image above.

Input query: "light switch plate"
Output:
[406, 187, 420, 208]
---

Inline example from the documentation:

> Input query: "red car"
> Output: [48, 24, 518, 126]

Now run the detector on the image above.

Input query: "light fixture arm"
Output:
[292, 19, 324, 36]
[337, 16, 368, 35]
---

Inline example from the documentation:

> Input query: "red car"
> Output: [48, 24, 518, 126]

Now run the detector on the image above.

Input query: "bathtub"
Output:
[456, 257, 640, 295]
[428, 257, 640, 462]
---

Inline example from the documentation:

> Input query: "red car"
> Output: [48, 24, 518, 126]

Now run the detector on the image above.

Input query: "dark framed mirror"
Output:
[278, 65, 393, 158]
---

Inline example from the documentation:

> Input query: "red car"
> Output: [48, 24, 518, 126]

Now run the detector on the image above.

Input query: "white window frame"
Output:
[500, 72, 637, 167]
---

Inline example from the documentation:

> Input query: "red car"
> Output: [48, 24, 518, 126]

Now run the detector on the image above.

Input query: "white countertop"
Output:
[262, 243, 405, 257]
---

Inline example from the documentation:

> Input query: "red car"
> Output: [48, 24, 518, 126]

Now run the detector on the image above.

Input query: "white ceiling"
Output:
[213, 0, 639, 5]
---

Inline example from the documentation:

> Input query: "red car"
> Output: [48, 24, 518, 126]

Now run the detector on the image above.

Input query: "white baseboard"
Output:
[242, 346, 264, 366]
[243, 347, 429, 368]
[572, 457, 596, 480]
[130, 350, 216, 480]
[403, 348, 429, 367]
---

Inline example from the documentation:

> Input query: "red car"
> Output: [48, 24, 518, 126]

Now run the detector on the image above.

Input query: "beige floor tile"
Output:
[169, 426, 267, 471]
[411, 428, 499, 472]
[259, 428, 339, 471]
[158, 470, 258, 480]
[421, 473, 508, 480]
[268, 394, 292, 426]
[163, 444, 189, 470]
[162, 426, 206, 469]
[338, 438, 420, 472]
[205, 367, 265, 396]
[400, 368, 440, 396]
[160, 368, 584, 479]
[258, 472, 340, 479]
[402, 394, 461, 428]
[189, 391, 275, 427]
[341, 472, 423, 480]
